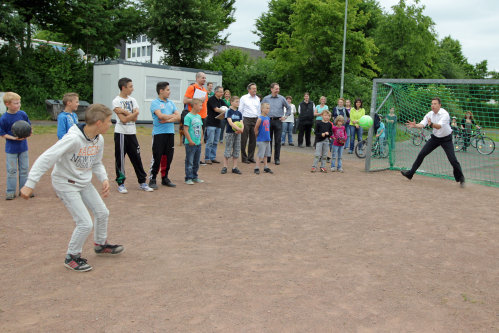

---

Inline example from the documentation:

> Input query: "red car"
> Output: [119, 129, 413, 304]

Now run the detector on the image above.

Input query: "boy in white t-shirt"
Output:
[113, 77, 153, 193]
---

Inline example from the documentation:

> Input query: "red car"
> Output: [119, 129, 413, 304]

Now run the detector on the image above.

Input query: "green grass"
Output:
[32, 125, 57, 135]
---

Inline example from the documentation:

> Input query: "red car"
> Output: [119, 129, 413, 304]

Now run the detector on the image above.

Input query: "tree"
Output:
[50, 0, 145, 60]
[268, 0, 379, 101]
[207, 48, 253, 95]
[144, 0, 235, 67]
[374, 0, 438, 78]
[254, 0, 295, 52]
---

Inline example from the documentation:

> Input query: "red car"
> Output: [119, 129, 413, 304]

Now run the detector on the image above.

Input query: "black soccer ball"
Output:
[11, 120, 31, 138]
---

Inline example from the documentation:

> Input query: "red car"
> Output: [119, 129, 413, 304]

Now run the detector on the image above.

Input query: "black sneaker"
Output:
[199, 161, 207, 166]
[64, 254, 92, 272]
[264, 167, 273, 174]
[289, 143, 294, 146]
[459, 177, 465, 188]
[254, 168, 260, 175]
[148, 178, 158, 189]
[161, 178, 176, 187]
[221, 167, 227, 174]
[232, 168, 242, 175]
[401, 170, 413, 180]
[94, 242, 124, 256]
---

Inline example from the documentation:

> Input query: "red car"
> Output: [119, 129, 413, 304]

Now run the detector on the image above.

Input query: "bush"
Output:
[0, 45, 93, 119]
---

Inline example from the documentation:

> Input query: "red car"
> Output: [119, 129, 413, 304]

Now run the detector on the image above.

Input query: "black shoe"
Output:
[289, 143, 294, 146]
[248, 159, 256, 163]
[148, 178, 158, 189]
[306, 145, 312, 148]
[64, 254, 92, 272]
[242, 160, 250, 164]
[199, 161, 207, 166]
[254, 168, 260, 175]
[232, 168, 242, 175]
[264, 167, 273, 174]
[221, 167, 227, 174]
[401, 170, 413, 180]
[274, 159, 280, 165]
[211, 159, 221, 164]
[267, 157, 271, 163]
[94, 242, 124, 255]
[161, 178, 176, 187]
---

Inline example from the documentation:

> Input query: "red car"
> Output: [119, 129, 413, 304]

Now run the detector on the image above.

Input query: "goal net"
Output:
[364, 79, 499, 187]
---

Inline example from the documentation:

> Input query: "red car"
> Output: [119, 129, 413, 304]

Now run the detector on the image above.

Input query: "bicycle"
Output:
[410, 128, 431, 146]
[354, 137, 388, 159]
[454, 128, 495, 155]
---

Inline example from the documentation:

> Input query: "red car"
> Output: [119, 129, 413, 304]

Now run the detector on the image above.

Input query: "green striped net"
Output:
[365, 79, 499, 187]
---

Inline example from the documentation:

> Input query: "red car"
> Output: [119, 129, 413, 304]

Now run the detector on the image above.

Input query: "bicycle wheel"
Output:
[412, 134, 423, 146]
[453, 135, 465, 152]
[381, 140, 389, 158]
[476, 136, 495, 155]
[470, 135, 477, 148]
[355, 140, 367, 158]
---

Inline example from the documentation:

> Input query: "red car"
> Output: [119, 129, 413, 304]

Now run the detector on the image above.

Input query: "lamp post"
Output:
[340, 0, 348, 98]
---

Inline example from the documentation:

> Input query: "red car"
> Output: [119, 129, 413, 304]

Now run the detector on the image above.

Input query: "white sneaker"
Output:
[193, 178, 204, 183]
[118, 184, 128, 194]
[330, 167, 336, 172]
[338, 168, 344, 173]
[139, 183, 154, 192]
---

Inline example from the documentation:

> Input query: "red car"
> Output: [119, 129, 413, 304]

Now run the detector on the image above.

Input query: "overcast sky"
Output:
[223, 0, 499, 72]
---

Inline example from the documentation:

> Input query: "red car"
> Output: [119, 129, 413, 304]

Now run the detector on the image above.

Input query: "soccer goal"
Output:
[364, 79, 499, 187]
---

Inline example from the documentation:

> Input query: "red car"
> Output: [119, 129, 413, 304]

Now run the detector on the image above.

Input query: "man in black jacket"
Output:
[297, 92, 315, 147]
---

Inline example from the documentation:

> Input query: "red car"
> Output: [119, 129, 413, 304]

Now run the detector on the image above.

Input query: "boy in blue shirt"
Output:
[183, 99, 204, 185]
[57, 92, 79, 139]
[221, 96, 243, 175]
[376, 115, 386, 155]
[254, 103, 273, 175]
[0, 92, 31, 200]
[148, 82, 180, 189]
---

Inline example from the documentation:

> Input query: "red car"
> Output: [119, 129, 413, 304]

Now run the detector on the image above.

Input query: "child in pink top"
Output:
[330, 115, 347, 172]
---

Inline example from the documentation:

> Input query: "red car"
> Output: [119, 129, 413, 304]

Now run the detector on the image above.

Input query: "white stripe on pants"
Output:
[56, 184, 109, 255]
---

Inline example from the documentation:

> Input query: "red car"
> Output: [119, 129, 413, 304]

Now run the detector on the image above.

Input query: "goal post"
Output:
[365, 79, 499, 187]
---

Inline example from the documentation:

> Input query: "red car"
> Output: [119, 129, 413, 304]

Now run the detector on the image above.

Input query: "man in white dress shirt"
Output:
[402, 97, 465, 186]
[239, 83, 261, 163]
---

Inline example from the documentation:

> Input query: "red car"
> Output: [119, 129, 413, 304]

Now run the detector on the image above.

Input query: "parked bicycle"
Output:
[355, 137, 388, 159]
[453, 129, 495, 155]
[409, 128, 431, 146]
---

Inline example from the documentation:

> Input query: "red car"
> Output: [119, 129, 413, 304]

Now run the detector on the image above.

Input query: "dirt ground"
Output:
[0, 130, 498, 332]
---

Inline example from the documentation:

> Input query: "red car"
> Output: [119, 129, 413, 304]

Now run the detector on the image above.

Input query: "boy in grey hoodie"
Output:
[21, 104, 124, 272]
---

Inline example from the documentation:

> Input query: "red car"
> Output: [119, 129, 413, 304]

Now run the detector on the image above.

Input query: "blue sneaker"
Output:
[117, 184, 128, 194]
[185, 179, 194, 185]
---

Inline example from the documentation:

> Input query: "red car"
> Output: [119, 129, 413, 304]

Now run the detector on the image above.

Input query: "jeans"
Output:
[219, 118, 226, 142]
[281, 122, 294, 144]
[348, 125, 363, 151]
[56, 184, 109, 255]
[378, 136, 385, 154]
[185, 144, 201, 181]
[331, 145, 344, 169]
[6, 151, 29, 194]
[312, 141, 329, 168]
[205, 126, 221, 161]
